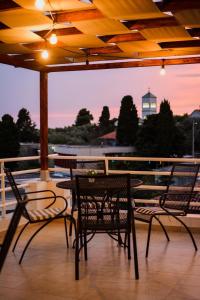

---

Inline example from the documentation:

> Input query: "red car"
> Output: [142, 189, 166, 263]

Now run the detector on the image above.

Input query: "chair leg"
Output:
[75, 224, 80, 280]
[172, 215, 198, 251]
[131, 214, 139, 280]
[19, 219, 54, 264]
[12, 221, 29, 252]
[64, 218, 69, 248]
[154, 216, 170, 241]
[146, 218, 153, 258]
[127, 230, 131, 260]
[84, 231, 88, 261]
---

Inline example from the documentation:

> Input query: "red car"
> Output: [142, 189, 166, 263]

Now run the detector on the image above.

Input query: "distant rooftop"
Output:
[142, 91, 157, 99]
[189, 109, 200, 119]
[99, 131, 116, 140]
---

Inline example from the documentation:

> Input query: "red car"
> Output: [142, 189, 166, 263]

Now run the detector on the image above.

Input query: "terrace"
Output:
[1, 0, 200, 298]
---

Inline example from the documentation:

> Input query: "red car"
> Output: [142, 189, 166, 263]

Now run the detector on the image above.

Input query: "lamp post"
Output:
[192, 120, 198, 157]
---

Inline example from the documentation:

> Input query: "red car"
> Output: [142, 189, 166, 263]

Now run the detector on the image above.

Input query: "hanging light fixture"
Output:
[35, 0, 45, 10]
[41, 49, 49, 59]
[160, 59, 166, 76]
[49, 33, 57, 45]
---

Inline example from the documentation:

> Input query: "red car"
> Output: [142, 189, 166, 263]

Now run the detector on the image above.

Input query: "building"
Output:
[142, 90, 157, 119]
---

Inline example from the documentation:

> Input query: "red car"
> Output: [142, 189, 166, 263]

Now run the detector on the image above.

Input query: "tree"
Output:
[99, 106, 110, 133]
[116, 95, 139, 145]
[157, 99, 184, 157]
[136, 114, 159, 157]
[0, 114, 20, 167]
[136, 100, 185, 157]
[16, 108, 38, 142]
[75, 108, 93, 126]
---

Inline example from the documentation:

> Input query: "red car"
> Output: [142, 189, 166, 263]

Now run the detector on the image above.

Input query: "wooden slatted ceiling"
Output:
[0, 0, 199, 71]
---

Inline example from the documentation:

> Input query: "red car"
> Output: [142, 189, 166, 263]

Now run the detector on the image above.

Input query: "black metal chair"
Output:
[75, 174, 139, 280]
[69, 160, 106, 236]
[4, 168, 76, 264]
[135, 163, 200, 257]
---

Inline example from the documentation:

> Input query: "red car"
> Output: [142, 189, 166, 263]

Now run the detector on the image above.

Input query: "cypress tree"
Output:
[116, 95, 139, 145]
[99, 106, 111, 134]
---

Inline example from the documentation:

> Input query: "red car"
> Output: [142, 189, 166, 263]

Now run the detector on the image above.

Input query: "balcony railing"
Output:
[1, 154, 200, 219]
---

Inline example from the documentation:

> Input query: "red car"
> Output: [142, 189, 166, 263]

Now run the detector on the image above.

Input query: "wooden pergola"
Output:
[0, 0, 200, 176]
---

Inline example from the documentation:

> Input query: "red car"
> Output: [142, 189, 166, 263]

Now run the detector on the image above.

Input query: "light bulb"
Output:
[49, 33, 57, 45]
[160, 66, 166, 76]
[41, 49, 49, 59]
[35, 0, 45, 10]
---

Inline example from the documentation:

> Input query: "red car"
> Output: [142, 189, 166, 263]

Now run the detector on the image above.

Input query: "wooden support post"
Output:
[40, 71, 49, 180]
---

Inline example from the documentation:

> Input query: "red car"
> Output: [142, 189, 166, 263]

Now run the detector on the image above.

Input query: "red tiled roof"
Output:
[99, 131, 116, 140]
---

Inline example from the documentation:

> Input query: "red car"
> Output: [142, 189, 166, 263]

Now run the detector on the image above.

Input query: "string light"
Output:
[41, 49, 49, 59]
[160, 59, 166, 76]
[49, 33, 57, 45]
[35, 0, 45, 10]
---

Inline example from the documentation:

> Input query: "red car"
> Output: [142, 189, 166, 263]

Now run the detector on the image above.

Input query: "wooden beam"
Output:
[123, 17, 178, 31]
[86, 45, 122, 55]
[160, 40, 200, 49]
[23, 41, 65, 50]
[0, 53, 43, 71]
[54, 8, 104, 23]
[35, 27, 82, 39]
[156, 0, 200, 12]
[99, 32, 145, 43]
[40, 72, 48, 173]
[45, 57, 200, 73]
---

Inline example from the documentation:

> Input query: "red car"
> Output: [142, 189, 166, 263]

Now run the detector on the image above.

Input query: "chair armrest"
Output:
[25, 195, 68, 213]
[22, 189, 56, 198]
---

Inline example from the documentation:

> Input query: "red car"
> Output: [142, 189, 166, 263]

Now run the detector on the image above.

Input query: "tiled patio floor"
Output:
[0, 221, 200, 300]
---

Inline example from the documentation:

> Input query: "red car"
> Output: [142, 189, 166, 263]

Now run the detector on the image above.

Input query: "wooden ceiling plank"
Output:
[156, 0, 200, 13]
[45, 57, 200, 73]
[123, 17, 178, 31]
[187, 28, 200, 38]
[54, 9, 104, 23]
[99, 33, 145, 43]
[35, 27, 82, 38]
[0, 0, 21, 11]
[86, 45, 123, 55]
[160, 40, 200, 48]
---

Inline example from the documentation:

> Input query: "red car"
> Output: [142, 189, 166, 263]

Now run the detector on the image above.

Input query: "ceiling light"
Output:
[163, 11, 173, 16]
[131, 29, 139, 32]
[185, 26, 192, 30]
[160, 59, 166, 76]
[49, 33, 57, 45]
[193, 36, 200, 39]
[41, 49, 49, 59]
[79, 0, 92, 3]
[35, 0, 45, 10]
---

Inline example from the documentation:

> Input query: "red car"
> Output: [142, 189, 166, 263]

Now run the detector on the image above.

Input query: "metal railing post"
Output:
[1, 161, 6, 218]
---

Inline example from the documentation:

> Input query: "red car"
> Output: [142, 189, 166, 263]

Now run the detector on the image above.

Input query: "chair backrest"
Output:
[4, 168, 29, 218]
[162, 163, 200, 211]
[4, 168, 24, 204]
[75, 174, 131, 230]
[70, 160, 106, 179]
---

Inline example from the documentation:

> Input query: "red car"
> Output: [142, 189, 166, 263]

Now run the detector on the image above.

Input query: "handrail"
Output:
[1, 154, 200, 220]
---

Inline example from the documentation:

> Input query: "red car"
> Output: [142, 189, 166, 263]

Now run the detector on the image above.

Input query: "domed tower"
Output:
[142, 89, 157, 119]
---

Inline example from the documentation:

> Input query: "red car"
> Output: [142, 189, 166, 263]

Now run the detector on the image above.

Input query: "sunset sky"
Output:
[0, 63, 199, 128]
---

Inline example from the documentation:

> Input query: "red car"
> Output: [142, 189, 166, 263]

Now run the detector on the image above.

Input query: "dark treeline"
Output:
[0, 96, 200, 164]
